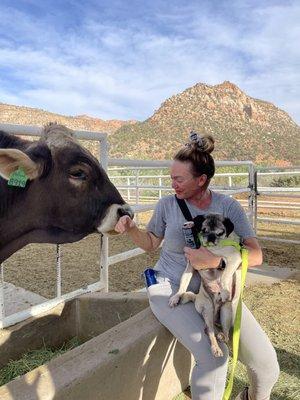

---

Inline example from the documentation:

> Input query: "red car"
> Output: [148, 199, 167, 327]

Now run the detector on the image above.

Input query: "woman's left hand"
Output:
[183, 246, 221, 270]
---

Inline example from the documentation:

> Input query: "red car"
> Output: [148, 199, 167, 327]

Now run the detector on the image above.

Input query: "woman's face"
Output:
[170, 160, 207, 200]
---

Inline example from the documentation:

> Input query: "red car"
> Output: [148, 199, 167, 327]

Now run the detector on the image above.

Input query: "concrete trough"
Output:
[0, 292, 192, 400]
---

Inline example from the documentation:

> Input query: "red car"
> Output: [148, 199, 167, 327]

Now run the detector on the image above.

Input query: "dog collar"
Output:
[218, 239, 242, 252]
[198, 235, 242, 252]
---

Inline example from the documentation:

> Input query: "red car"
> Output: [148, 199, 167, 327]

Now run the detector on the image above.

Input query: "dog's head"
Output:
[193, 213, 234, 246]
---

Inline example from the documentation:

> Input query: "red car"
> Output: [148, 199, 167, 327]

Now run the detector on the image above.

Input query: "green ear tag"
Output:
[8, 168, 29, 188]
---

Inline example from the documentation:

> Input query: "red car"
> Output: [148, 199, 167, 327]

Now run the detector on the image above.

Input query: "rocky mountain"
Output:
[1, 81, 299, 165]
[110, 81, 300, 165]
[0, 103, 135, 134]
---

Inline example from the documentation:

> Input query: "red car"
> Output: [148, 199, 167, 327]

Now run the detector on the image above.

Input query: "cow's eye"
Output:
[69, 170, 87, 180]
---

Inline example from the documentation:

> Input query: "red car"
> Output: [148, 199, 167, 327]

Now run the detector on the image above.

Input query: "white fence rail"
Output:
[0, 123, 109, 328]
[107, 158, 258, 267]
[109, 165, 300, 238]
[0, 123, 299, 328]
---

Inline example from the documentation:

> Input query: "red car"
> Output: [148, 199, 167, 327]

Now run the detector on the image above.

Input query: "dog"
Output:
[169, 214, 242, 357]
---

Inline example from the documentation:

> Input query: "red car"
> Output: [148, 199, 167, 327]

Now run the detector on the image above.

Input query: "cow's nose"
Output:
[118, 204, 134, 219]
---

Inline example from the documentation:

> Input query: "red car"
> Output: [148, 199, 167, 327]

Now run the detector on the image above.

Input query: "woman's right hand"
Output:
[114, 215, 136, 234]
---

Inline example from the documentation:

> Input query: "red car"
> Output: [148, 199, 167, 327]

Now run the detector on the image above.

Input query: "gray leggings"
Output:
[147, 276, 280, 400]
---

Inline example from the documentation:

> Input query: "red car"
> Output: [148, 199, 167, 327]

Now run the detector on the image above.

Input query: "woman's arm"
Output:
[242, 237, 263, 267]
[184, 237, 263, 270]
[184, 246, 222, 270]
[114, 215, 163, 252]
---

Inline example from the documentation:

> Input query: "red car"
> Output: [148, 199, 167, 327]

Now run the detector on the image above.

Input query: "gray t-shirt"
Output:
[147, 192, 255, 285]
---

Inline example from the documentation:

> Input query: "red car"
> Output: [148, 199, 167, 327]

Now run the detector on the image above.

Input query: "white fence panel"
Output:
[1, 124, 299, 327]
[0, 123, 109, 328]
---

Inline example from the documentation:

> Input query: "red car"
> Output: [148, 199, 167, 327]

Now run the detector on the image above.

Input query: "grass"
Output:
[0, 337, 81, 386]
[173, 280, 300, 400]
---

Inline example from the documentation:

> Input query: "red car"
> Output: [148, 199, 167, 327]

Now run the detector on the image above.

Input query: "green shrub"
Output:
[270, 175, 300, 187]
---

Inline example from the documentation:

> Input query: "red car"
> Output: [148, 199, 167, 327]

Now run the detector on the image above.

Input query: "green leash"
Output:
[200, 236, 249, 399]
[222, 246, 249, 400]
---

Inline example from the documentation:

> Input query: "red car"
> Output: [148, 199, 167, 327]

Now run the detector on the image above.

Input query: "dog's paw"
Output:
[180, 293, 190, 304]
[217, 332, 229, 343]
[220, 289, 231, 303]
[168, 294, 181, 307]
[211, 344, 223, 357]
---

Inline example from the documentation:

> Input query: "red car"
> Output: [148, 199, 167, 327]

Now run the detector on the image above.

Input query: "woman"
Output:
[115, 133, 279, 400]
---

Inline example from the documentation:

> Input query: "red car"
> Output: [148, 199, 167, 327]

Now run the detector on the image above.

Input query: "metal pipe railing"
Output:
[1, 125, 298, 327]
[0, 123, 109, 328]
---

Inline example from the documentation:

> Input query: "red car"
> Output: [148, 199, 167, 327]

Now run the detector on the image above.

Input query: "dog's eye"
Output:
[217, 231, 225, 236]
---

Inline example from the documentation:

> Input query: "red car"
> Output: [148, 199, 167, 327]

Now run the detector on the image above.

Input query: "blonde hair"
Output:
[173, 133, 215, 180]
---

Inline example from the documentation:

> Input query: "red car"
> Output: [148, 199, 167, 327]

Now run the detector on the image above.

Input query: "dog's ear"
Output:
[223, 218, 234, 237]
[193, 215, 205, 232]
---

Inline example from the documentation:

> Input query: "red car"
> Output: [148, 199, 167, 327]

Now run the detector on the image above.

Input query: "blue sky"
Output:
[0, 0, 299, 123]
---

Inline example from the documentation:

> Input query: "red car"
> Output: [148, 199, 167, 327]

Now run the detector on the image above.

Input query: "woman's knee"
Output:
[261, 351, 280, 386]
[272, 358, 280, 385]
[248, 346, 280, 388]
[240, 305, 280, 386]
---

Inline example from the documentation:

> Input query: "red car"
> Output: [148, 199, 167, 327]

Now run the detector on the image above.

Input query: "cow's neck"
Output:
[0, 228, 86, 264]
[0, 211, 39, 262]
[0, 217, 34, 247]
[0, 181, 42, 261]
[0, 182, 88, 263]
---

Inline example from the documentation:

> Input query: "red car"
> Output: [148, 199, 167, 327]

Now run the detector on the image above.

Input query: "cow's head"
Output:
[0, 123, 133, 262]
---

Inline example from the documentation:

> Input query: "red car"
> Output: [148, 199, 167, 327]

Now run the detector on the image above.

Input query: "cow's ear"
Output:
[0, 148, 41, 181]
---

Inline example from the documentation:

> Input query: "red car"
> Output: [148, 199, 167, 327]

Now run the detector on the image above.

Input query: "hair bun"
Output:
[188, 131, 214, 154]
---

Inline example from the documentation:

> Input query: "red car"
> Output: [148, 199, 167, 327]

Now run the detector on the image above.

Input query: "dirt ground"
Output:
[2, 225, 300, 298]
[3, 238, 300, 400]
[1, 202, 299, 400]
[2, 194, 299, 297]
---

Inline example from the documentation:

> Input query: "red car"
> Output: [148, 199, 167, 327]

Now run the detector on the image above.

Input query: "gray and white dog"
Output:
[169, 214, 242, 357]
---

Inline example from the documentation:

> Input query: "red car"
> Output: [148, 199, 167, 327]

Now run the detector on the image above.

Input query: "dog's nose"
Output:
[207, 234, 216, 244]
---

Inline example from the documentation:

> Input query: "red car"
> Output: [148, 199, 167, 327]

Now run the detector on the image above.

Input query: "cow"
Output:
[0, 123, 133, 264]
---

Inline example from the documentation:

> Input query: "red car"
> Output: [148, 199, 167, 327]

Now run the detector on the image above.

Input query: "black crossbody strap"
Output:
[175, 195, 193, 221]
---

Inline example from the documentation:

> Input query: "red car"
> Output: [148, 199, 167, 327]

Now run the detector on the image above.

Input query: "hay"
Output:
[0, 337, 81, 386]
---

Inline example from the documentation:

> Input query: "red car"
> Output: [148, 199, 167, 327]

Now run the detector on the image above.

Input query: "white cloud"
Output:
[0, 1, 299, 123]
